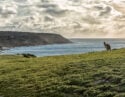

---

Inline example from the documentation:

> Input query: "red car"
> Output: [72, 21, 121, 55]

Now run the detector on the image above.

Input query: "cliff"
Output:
[0, 31, 71, 47]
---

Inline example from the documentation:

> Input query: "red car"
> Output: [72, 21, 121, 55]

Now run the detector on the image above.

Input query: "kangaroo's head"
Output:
[104, 42, 106, 45]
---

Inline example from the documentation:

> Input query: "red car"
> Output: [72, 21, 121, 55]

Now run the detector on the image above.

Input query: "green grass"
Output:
[0, 49, 125, 97]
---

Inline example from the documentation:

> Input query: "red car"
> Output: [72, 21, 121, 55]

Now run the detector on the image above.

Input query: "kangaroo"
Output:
[104, 42, 111, 51]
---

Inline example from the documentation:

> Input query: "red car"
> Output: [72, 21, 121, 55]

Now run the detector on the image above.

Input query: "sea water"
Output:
[1, 38, 125, 57]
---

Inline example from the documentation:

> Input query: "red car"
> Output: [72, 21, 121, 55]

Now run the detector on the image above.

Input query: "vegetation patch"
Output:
[0, 49, 125, 97]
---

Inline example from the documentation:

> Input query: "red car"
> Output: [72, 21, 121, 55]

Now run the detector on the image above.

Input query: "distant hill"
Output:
[0, 31, 71, 47]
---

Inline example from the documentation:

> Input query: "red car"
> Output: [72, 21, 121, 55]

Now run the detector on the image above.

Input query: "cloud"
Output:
[0, 0, 125, 38]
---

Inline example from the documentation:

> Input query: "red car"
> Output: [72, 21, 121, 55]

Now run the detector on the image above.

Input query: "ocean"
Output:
[1, 38, 125, 57]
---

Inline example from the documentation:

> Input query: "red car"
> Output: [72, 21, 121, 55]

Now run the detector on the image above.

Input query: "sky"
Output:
[0, 0, 125, 38]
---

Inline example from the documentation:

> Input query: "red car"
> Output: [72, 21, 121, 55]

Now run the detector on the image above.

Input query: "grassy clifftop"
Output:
[0, 49, 125, 97]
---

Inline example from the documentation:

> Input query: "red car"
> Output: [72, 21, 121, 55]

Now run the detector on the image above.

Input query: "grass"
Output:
[0, 49, 125, 97]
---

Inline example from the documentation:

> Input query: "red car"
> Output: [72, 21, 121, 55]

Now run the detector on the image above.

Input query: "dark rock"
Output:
[22, 53, 37, 58]
[0, 46, 3, 50]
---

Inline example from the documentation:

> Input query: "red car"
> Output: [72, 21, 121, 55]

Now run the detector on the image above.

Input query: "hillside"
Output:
[0, 49, 125, 97]
[0, 31, 71, 47]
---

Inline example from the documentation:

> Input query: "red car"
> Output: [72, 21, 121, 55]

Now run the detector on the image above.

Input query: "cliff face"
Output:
[0, 31, 71, 47]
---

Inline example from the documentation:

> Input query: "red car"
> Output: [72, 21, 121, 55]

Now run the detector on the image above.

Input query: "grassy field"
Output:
[0, 49, 125, 97]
